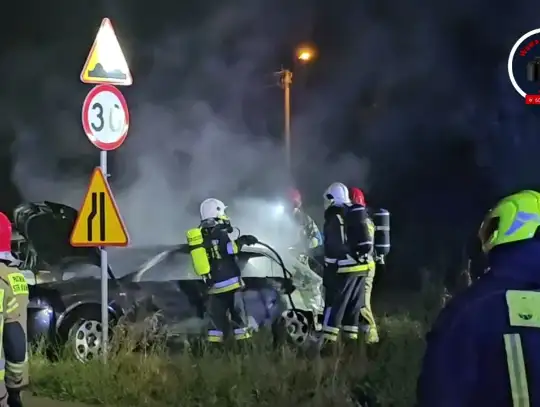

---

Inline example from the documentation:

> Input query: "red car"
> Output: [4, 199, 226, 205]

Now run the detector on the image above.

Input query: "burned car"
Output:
[12, 201, 109, 283]
[22, 202, 324, 361]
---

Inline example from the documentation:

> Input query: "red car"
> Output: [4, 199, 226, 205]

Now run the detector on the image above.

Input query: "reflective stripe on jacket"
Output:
[323, 206, 374, 274]
[201, 223, 244, 294]
[324, 206, 375, 273]
[324, 255, 375, 273]
[416, 241, 540, 407]
[208, 276, 244, 294]
[0, 264, 29, 389]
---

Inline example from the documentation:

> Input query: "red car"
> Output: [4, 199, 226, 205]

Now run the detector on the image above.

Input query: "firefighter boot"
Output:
[365, 326, 379, 345]
[360, 307, 379, 345]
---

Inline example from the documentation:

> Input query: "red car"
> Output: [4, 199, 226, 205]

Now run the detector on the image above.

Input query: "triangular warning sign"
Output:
[80, 18, 133, 86]
[70, 168, 129, 247]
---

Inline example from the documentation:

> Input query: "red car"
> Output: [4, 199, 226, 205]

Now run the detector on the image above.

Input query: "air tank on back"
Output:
[372, 208, 390, 256]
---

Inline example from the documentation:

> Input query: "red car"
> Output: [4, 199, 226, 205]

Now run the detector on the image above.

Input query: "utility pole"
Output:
[275, 45, 315, 171]
[277, 69, 293, 170]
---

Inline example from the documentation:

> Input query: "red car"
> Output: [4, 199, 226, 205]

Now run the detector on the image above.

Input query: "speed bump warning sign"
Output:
[80, 18, 132, 86]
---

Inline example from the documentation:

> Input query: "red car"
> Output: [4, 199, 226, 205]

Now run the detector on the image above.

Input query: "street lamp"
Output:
[277, 44, 316, 170]
[296, 45, 316, 64]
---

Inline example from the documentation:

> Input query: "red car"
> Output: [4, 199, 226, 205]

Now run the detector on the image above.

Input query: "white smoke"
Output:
[3, 1, 370, 248]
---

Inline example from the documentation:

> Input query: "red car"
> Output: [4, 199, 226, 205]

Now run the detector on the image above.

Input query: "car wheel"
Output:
[280, 309, 311, 346]
[59, 305, 115, 363]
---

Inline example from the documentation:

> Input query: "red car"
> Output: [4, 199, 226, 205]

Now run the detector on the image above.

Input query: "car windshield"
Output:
[120, 245, 197, 282]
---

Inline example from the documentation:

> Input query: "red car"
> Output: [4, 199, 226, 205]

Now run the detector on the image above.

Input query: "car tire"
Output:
[58, 305, 116, 363]
[276, 309, 312, 347]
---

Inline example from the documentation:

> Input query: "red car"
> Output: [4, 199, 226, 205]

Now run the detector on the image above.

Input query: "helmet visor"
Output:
[478, 216, 499, 253]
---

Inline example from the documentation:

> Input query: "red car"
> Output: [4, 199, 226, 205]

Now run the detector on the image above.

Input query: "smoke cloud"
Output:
[3, 0, 540, 277]
[2, 1, 368, 249]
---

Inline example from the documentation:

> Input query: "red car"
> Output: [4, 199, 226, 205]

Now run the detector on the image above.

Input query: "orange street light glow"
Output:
[298, 51, 312, 61]
[296, 45, 317, 62]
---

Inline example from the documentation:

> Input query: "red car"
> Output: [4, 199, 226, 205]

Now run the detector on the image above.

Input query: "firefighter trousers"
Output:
[322, 268, 377, 342]
[358, 267, 376, 333]
[322, 270, 362, 342]
[207, 289, 251, 342]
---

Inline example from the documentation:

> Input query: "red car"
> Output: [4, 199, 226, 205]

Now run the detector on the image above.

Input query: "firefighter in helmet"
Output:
[348, 186, 391, 344]
[287, 188, 322, 260]
[186, 198, 258, 345]
[417, 190, 540, 406]
[320, 182, 375, 350]
[0, 212, 28, 407]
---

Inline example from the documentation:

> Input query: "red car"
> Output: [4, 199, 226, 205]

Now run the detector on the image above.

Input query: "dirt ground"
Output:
[26, 394, 95, 407]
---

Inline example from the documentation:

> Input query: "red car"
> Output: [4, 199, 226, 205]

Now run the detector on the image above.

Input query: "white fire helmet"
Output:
[324, 182, 351, 209]
[200, 198, 228, 221]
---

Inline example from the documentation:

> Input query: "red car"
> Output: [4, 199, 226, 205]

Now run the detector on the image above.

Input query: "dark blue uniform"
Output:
[200, 220, 252, 343]
[417, 240, 540, 406]
[322, 204, 374, 343]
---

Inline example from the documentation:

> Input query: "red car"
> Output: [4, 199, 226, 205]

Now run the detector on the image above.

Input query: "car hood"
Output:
[13, 201, 101, 268]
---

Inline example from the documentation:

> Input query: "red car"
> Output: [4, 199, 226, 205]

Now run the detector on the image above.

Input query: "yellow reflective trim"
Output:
[6, 302, 18, 314]
[208, 336, 224, 343]
[234, 332, 251, 340]
[337, 261, 375, 273]
[342, 325, 359, 333]
[211, 245, 221, 260]
[336, 214, 346, 243]
[7, 273, 28, 295]
[506, 290, 540, 328]
[7, 298, 16, 311]
[322, 332, 338, 342]
[309, 237, 319, 249]
[322, 325, 340, 334]
[5, 361, 25, 375]
[208, 282, 242, 294]
[0, 289, 4, 313]
[367, 219, 375, 240]
[343, 332, 358, 340]
[504, 334, 530, 407]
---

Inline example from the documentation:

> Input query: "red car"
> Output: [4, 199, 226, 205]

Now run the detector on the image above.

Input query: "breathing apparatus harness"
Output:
[186, 220, 298, 312]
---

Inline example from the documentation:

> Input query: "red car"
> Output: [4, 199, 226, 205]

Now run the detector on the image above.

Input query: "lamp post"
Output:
[277, 45, 316, 170]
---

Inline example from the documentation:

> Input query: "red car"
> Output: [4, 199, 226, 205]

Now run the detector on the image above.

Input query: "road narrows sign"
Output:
[80, 18, 132, 86]
[82, 84, 130, 151]
[70, 167, 129, 247]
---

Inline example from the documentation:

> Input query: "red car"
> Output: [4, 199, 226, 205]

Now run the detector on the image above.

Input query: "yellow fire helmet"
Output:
[478, 190, 540, 253]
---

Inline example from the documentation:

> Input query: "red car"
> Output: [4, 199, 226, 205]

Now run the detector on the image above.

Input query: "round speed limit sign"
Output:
[81, 84, 130, 151]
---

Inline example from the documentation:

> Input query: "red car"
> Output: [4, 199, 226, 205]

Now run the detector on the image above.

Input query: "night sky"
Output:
[2, 1, 540, 286]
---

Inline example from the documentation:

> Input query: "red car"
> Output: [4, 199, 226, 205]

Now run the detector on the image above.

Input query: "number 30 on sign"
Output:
[81, 84, 130, 151]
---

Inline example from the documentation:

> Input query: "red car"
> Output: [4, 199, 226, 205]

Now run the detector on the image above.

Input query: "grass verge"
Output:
[30, 291, 438, 407]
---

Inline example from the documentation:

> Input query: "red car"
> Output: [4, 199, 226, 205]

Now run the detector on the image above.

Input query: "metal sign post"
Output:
[75, 17, 133, 363]
[100, 150, 109, 360]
